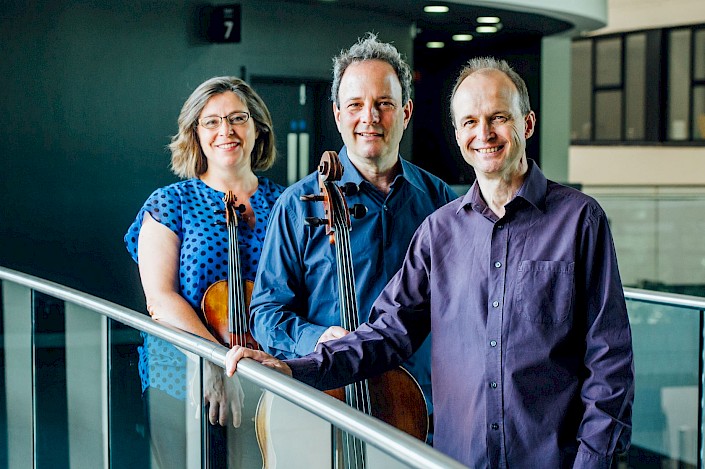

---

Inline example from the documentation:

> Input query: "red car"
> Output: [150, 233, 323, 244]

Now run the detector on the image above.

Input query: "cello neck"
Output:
[329, 195, 360, 332]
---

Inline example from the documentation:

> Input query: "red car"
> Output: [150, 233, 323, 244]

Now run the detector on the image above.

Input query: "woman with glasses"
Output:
[124, 76, 284, 468]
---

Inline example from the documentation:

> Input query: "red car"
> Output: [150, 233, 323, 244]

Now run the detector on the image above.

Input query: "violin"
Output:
[201, 191, 259, 350]
[301, 151, 429, 467]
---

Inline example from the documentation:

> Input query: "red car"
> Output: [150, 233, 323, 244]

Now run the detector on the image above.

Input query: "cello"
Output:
[301, 151, 429, 467]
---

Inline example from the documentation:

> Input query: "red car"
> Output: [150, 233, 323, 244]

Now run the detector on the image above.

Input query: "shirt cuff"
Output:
[285, 357, 321, 388]
[572, 448, 613, 469]
[294, 324, 328, 357]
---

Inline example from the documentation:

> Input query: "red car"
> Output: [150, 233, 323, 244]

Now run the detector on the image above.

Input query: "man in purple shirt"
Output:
[226, 57, 634, 468]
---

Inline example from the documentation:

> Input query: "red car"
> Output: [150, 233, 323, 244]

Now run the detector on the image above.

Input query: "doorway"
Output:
[250, 77, 342, 187]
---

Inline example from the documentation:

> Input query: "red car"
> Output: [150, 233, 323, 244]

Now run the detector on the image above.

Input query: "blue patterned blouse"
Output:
[124, 177, 284, 399]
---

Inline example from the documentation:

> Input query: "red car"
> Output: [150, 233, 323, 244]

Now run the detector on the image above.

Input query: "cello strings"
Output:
[331, 185, 368, 467]
[336, 211, 372, 418]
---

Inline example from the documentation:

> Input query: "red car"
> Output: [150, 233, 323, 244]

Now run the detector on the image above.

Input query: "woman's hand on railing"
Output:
[225, 345, 292, 378]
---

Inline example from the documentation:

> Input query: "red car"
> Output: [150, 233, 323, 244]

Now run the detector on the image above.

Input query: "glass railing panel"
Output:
[585, 186, 705, 297]
[108, 320, 151, 468]
[64, 300, 107, 468]
[220, 368, 418, 468]
[192, 352, 288, 469]
[33, 292, 70, 467]
[130, 331, 196, 469]
[0, 268, 467, 469]
[626, 298, 701, 467]
[1, 280, 32, 469]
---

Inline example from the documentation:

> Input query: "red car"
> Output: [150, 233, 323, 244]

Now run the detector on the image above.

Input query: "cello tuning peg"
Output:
[300, 194, 324, 202]
[350, 204, 367, 219]
[304, 217, 328, 227]
[340, 182, 360, 196]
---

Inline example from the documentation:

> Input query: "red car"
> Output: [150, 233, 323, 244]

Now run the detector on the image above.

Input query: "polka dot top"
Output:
[124, 177, 284, 399]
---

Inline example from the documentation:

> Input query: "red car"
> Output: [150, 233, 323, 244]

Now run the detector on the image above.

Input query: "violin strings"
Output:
[226, 201, 247, 347]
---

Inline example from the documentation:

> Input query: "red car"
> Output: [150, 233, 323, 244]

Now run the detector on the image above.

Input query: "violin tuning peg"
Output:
[351, 204, 367, 219]
[237, 204, 246, 213]
[304, 217, 328, 227]
[212, 221, 226, 227]
[300, 194, 324, 202]
[340, 182, 359, 196]
[213, 209, 225, 215]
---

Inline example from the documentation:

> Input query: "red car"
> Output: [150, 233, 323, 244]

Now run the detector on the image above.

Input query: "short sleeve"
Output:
[124, 186, 183, 263]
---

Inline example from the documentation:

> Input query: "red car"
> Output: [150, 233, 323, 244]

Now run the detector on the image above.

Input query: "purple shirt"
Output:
[288, 161, 634, 469]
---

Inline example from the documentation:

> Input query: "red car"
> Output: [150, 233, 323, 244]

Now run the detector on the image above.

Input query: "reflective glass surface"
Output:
[695, 29, 705, 81]
[625, 34, 646, 140]
[9, 274, 705, 468]
[627, 300, 701, 467]
[668, 29, 691, 141]
[595, 37, 622, 87]
[588, 188, 705, 293]
[595, 90, 623, 140]
[693, 85, 705, 141]
[1, 282, 32, 469]
[571, 41, 593, 140]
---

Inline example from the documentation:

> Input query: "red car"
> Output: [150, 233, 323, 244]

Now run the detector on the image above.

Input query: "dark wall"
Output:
[0, 1, 550, 312]
[0, 0, 412, 311]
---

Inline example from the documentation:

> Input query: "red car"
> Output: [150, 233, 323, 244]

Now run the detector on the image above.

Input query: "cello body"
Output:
[255, 151, 428, 468]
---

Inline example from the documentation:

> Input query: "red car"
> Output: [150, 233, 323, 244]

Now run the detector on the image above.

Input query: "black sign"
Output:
[203, 5, 241, 43]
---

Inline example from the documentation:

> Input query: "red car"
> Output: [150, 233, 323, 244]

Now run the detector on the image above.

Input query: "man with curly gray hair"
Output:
[249, 32, 456, 435]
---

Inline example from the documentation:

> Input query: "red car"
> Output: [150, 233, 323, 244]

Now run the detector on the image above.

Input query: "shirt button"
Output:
[383, 205, 389, 211]
[497, 225, 504, 230]
[490, 340, 497, 347]
[494, 261, 502, 268]
[491, 423, 499, 430]
[492, 301, 499, 308]
[490, 382, 497, 388]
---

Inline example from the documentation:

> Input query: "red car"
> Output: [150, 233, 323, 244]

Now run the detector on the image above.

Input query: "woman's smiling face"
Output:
[197, 91, 258, 173]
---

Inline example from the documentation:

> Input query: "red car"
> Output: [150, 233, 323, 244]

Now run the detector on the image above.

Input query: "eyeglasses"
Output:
[198, 111, 250, 130]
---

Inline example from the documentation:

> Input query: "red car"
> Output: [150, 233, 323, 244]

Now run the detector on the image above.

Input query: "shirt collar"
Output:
[515, 159, 547, 211]
[338, 146, 427, 194]
[457, 159, 548, 214]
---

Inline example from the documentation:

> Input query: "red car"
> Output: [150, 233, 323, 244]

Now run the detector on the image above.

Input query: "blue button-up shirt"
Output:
[250, 147, 457, 411]
[288, 160, 634, 468]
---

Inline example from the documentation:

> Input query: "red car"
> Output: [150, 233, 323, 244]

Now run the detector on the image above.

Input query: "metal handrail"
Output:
[0, 266, 466, 469]
[624, 287, 705, 310]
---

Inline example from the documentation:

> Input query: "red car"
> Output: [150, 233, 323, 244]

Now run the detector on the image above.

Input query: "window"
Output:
[571, 24, 705, 145]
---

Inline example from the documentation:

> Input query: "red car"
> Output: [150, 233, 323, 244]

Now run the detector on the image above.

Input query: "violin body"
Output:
[202, 278, 259, 350]
[199, 191, 267, 468]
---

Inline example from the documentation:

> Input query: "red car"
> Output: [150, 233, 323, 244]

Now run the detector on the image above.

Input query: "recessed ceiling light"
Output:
[452, 34, 473, 42]
[426, 41, 445, 49]
[424, 5, 449, 13]
[476, 25, 498, 34]
[477, 16, 500, 24]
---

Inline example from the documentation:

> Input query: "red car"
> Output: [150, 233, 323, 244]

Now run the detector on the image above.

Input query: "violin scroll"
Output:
[223, 191, 246, 227]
